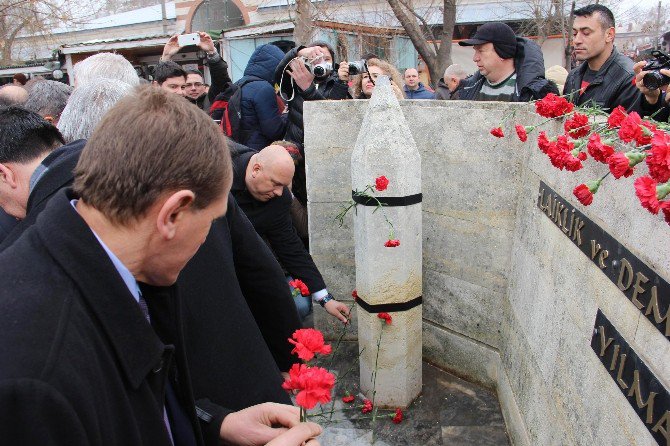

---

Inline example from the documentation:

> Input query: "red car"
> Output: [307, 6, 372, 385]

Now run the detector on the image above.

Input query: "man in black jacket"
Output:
[160, 32, 232, 112]
[458, 22, 557, 102]
[231, 144, 350, 324]
[563, 4, 640, 112]
[0, 87, 321, 446]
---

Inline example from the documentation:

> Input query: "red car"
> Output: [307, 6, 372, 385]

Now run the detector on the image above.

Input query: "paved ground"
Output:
[309, 341, 509, 446]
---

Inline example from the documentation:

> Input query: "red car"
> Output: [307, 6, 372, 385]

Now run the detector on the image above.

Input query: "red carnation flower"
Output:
[647, 131, 670, 183]
[288, 328, 332, 361]
[586, 133, 614, 163]
[534, 93, 574, 118]
[490, 127, 504, 138]
[352, 289, 358, 299]
[384, 239, 400, 248]
[392, 408, 404, 424]
[289, 279, 310, 296]
[636, 121, 656, 146]
[564, 113, 590, 139]
[515, 124, 528, 142]
[564, 151, 584, 172]
[573, 184, 594, 206]
[608, 152, 635, 179]
[362, 399, 373, 413]
[618, 112, 644, 144]
[537, 131, 552, 154]
[342, 394, 355, 404]
[375, 175, 389, 191]
[545, 135, 574, 170]
[282, 363, 335, 410]
[607, 106, 627, 128]
[377, 312, 392, 325]
[634, 176, 662, 214]
[572, 179, 602, 206]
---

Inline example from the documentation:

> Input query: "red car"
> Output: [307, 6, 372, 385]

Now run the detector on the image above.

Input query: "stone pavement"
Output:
[312, 341, 509, 446]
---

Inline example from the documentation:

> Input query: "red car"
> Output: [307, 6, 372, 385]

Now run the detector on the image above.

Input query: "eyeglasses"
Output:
[185, 82, 204, 88]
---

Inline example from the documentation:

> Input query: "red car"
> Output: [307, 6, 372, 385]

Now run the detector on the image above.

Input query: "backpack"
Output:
[209, 77, 261, 141]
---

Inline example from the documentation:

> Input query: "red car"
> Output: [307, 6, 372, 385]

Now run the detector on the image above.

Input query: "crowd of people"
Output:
[0, 3, 668, 445]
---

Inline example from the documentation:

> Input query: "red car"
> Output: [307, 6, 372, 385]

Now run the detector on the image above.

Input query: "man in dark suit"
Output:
[0, 80, 302, 414]
[0, 86, 321, 446]
[231, 144, 350, 323]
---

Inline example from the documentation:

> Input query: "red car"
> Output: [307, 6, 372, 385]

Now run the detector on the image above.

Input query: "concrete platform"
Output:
[310, 341, 510, 445]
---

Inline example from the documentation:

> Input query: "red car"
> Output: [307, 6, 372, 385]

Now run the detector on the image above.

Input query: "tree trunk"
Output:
[387, 0, 455, 88]
[293, 0, 315, 47]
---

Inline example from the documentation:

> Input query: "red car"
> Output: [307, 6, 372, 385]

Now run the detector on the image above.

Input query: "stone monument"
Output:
[351, 76, 422, 408]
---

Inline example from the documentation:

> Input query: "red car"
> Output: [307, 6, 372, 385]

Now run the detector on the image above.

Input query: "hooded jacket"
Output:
[563, 47, 641, 112]
[237, 44, 287, 150]
[458, 37, 558, 102]
[403, 82, 435, 99]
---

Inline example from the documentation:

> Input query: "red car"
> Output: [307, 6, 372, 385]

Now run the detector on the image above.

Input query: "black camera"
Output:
[642, 50, 670, 90]
[347, 60, 368, 75]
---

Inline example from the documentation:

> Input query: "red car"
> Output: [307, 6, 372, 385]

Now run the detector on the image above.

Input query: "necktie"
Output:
[138, 293, 174, 445]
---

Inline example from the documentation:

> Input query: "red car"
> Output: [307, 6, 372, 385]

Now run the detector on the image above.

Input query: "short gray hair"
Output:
[24, 80, 73, 120]
[58, 79, 133, 143]
[444, 64, 468, 80]
[73, 53, 139, 87]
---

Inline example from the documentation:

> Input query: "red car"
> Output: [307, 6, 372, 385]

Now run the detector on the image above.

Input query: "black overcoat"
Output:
[0, 141, 299, 414]
[0, 190, 215, 445]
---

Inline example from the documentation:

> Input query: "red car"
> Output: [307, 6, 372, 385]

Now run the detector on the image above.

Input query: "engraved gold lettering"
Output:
[572, 218, 585, 246]
[617, 258, 634, 291]
[598, 250, 609, 269]
[545, 194, 553, 217]
[561, 206, 569, 233]
[554, 201, 563, 224]
[609, 344, 620, 370]
[568, 210, 575, 237]
[630, 272, 649, 310]
[598, 325, 614, 357]
[538, 188, 546, 210]
[627, 370, 658, 424]
[652, 411, 670, 443]
[553, 196, 560, 220]
[591, 240, 601, 260]
[644, 286, 670, 336]
[616, 353, 629, 390]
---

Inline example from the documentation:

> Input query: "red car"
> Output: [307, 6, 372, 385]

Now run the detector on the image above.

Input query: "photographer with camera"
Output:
[633, 56, 670, 122]
[274, 42, 352, 151]
[160, 31, 232, 112]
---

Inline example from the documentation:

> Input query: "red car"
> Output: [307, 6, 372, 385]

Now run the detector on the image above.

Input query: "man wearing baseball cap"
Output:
[457, 22, 557, 102]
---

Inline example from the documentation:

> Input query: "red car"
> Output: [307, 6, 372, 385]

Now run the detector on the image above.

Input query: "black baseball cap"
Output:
[459, 22, 518, 59]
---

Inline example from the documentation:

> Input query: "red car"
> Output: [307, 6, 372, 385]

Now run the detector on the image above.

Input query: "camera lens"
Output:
[643, 71, 665, 90]
[312, 65, 326, 77]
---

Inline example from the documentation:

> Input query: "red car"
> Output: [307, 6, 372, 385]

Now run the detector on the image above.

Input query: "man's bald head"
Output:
[245, 145, 295, 202]
[0, 85, 28, 107]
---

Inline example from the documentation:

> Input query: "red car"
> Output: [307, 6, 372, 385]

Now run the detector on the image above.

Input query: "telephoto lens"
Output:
[642, 70, 670, 90]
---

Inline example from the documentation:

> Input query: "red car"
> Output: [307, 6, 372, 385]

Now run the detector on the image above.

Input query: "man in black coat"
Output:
[563, 4, 641, 112]
[0, 87, 321, 446]
[0, 88, 302, 414]
[230, 143, 350, 324]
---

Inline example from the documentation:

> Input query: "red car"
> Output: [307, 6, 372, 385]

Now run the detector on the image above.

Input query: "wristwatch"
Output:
[318, 293, 334, 307]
